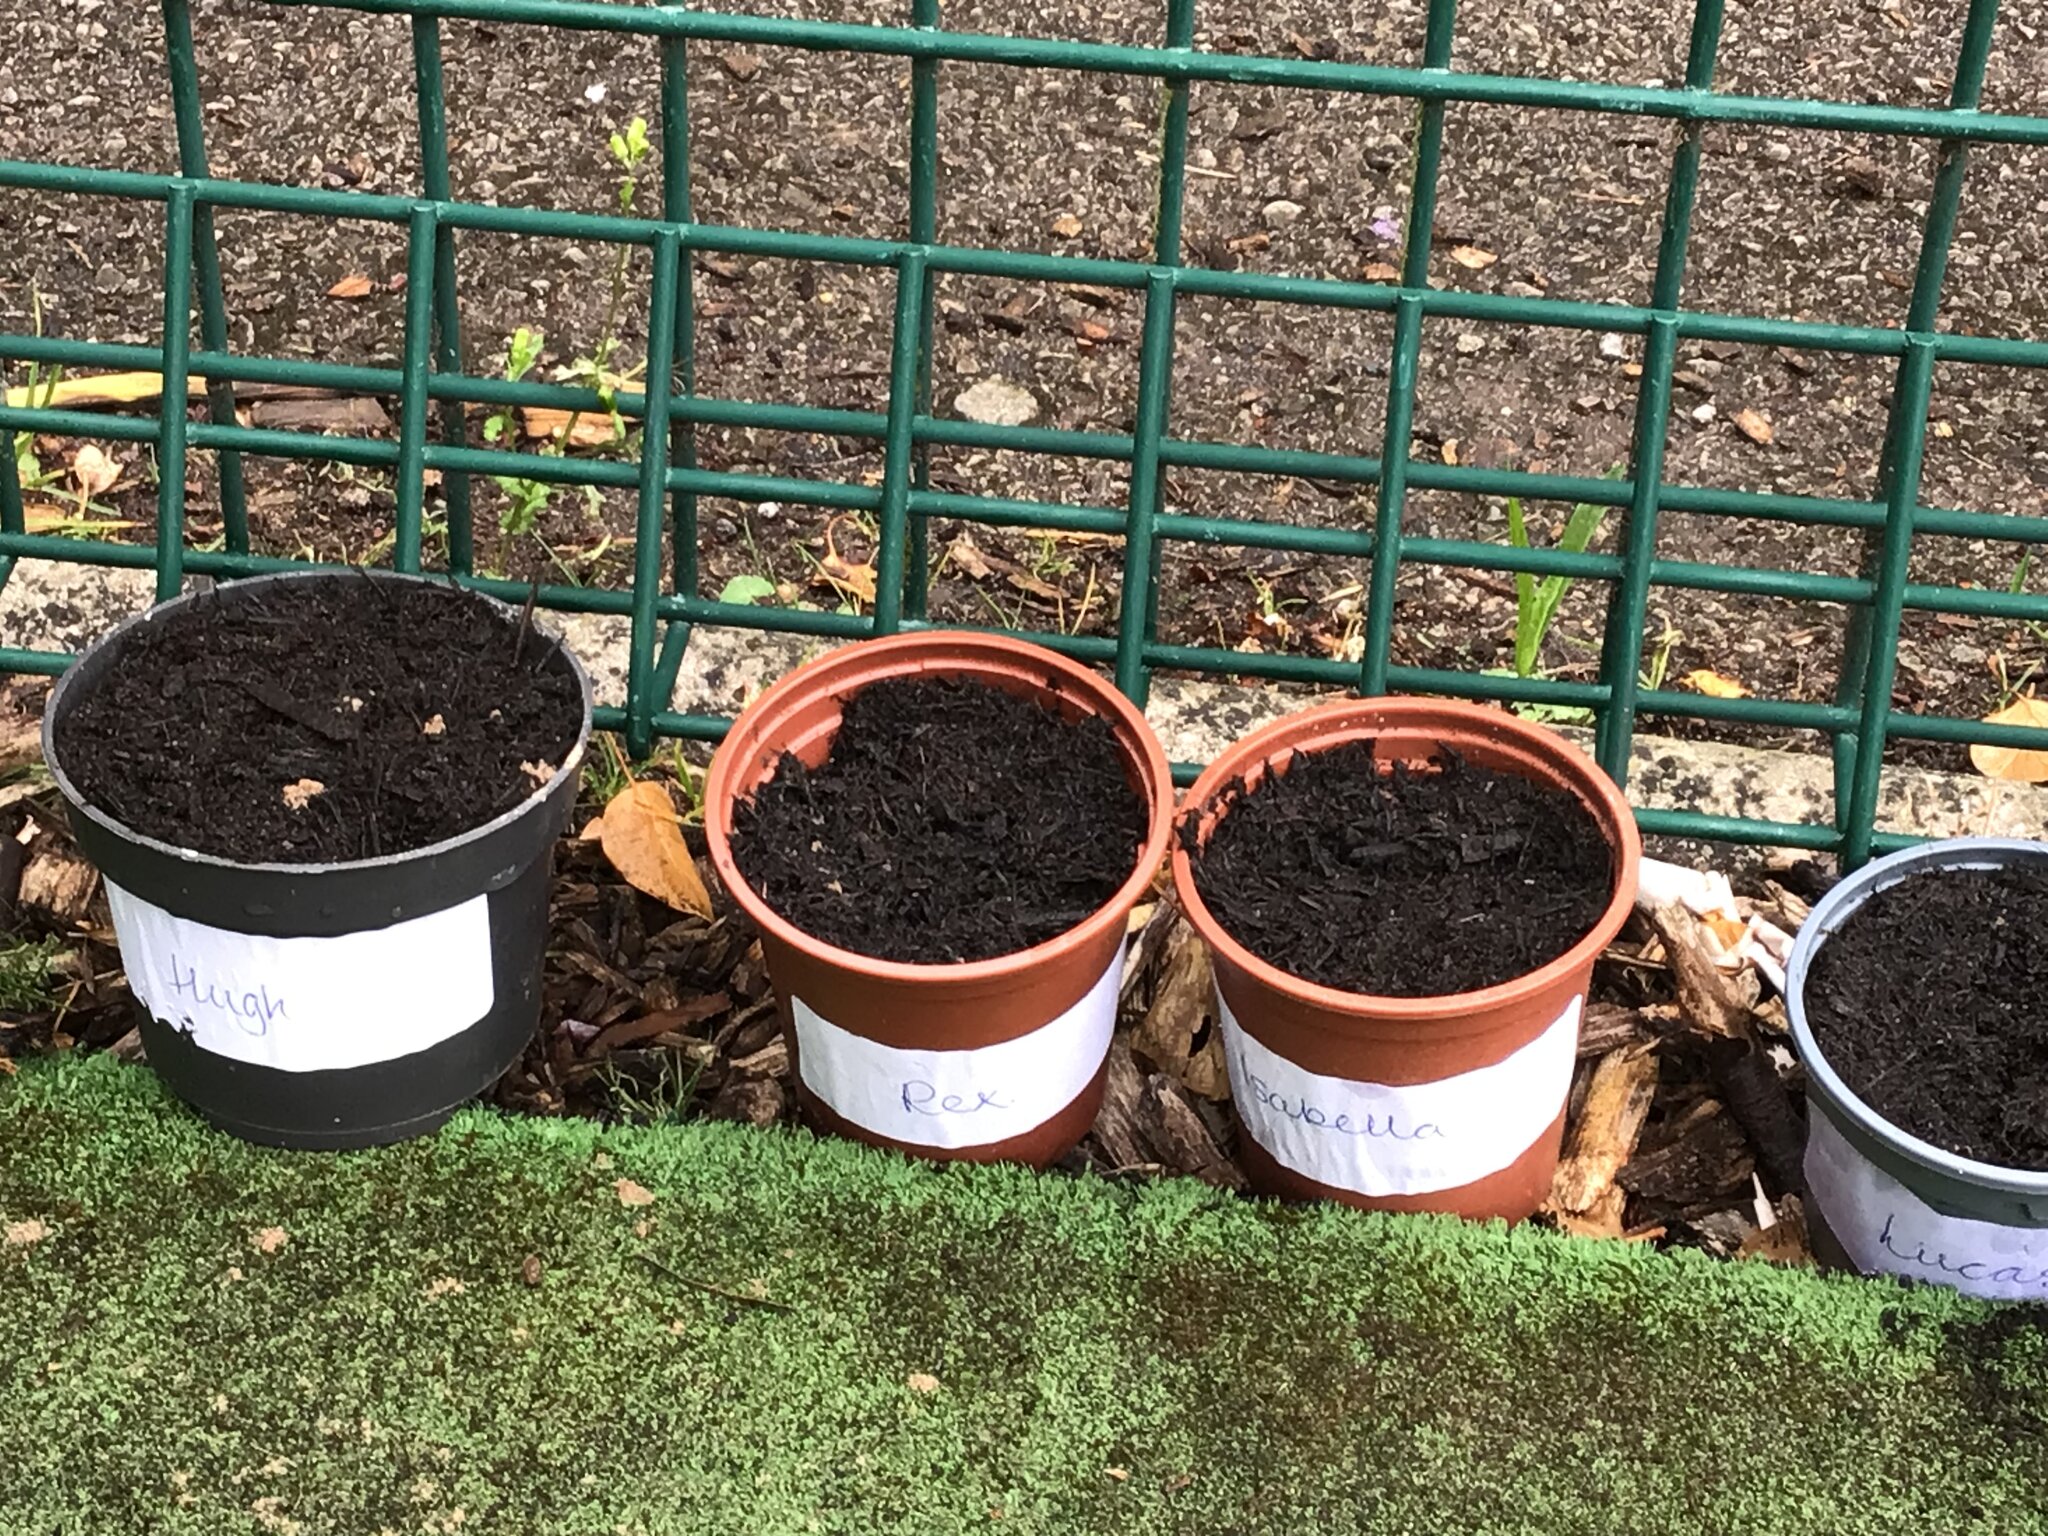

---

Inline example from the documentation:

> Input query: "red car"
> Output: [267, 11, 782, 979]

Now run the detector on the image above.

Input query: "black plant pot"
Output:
[42, 571, 593, 1148]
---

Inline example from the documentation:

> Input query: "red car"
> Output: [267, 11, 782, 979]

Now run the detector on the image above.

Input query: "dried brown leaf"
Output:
[614, 1177, 656, 1208]
[599, 781, 715, 918]
[24, 505, 139, 534]
[820, 518, 879, 605]
[1972, 695, 2048, 782]
[519, 406, 619, 449]
[1050, 213, 1084, 238]
[907, 1372, 941, 1394]
[1731, 407, 1775, 445]
[326, 273, 375, 300]
[1683, 668, 1750, 699]
[3, 369, 187, 410]
[1449, 244, 1499, 270]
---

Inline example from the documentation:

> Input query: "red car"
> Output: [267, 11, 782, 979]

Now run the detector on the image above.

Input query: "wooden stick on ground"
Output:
[1552, 1044, 1660, 1216]
[1645, 901, 1758, 1039]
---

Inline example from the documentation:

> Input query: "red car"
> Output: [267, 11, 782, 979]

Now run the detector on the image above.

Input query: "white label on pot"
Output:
[1220, 992, 1580, 1198]
[1805, 1111, 2048, 1302]
[106, 882, 495, 1074]
[790, 948, 1120, 1151]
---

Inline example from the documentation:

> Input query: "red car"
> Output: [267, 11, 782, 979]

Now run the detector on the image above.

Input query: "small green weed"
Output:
[1505, 475, 1618, 680]
[596, 1049, 706, 1127]
[479, 118, 653, 576]
[7, 289, 65, 501]
[717, 573, 777, 606]
[1485, 468, 1624, 728]
[581, 733, 634, 806]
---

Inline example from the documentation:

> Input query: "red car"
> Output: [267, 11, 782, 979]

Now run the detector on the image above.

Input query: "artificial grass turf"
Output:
[1, 1057, 2044, 1535]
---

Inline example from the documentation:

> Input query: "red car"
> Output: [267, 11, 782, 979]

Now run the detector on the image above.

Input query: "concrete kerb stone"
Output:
[5, 557, 2043, 850]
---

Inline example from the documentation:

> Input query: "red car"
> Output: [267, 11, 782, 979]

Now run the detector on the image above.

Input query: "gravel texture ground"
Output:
[4, 0, 2048, 788]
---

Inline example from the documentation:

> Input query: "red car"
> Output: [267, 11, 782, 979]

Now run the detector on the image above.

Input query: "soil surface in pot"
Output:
[1804, 864, 2048, 1170]
[728, 675, 1147, 964]
[54, 579, 584, 863]
[1187, 742, 1613, 997]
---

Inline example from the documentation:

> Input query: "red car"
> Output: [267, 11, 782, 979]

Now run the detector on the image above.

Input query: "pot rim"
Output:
[41, 568, 595, 877]
[1786, 835, 2048, 1198]
[1170, 696, 1642, 1019]
[703, 629, 1175, 985]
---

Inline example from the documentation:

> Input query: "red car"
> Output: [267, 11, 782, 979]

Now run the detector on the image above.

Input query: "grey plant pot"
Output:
[1785, 837, 2048, 1301]
[43, 570, 593, 1150]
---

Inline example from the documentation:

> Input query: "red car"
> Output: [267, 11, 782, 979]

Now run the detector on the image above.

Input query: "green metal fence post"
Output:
[0, 394, 25, 542]
[161, 0, 249, 554]
[660, 2, 701, 602]
[1596, 314, 1678, 777]
[391, 204, 442, 575]
[1834, 0, 2000, 861]
[903, 0, 941, 620]
[648, 4, 703, 718]
[411, 15, 475, 572]
[1360, 0, 1456, 697]
[1133, 0, 1195, 664]
[1115, 268, 1178, 702]
[1841, 337, 1937, 865]
[873, 248, 929, 635]
[155, 185, 198, 602]
[1593, 0, 1723, 780]
[626, 228, 684, 759]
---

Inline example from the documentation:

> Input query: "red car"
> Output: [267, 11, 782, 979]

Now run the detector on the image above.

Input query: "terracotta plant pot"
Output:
[1787, 838, 2048, 1301]
[1172, 698, 1641, 1221]
[704, 632, 1174, 1167]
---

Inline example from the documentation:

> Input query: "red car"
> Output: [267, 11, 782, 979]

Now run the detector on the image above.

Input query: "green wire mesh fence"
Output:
[1, 0, 2045, 863]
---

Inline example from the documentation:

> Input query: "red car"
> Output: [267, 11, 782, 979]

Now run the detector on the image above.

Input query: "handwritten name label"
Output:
[1805, 1111, 2048, 1300]
[1220, 993, 1580, 1198]
[107, 882, 495, 1074]
[901, 1083, 1011, 1117]
[790, 948, 1120, 1151]
[167, 955, 288, 1036]
[1244, 1073, 1444, 1142]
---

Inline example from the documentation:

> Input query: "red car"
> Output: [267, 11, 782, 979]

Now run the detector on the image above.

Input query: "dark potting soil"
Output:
[727, 676, 1148, 964]
[54, 578, 584, 863]
[1804, 865, 2048, 1170]
[1186, 742, 1614, 997]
